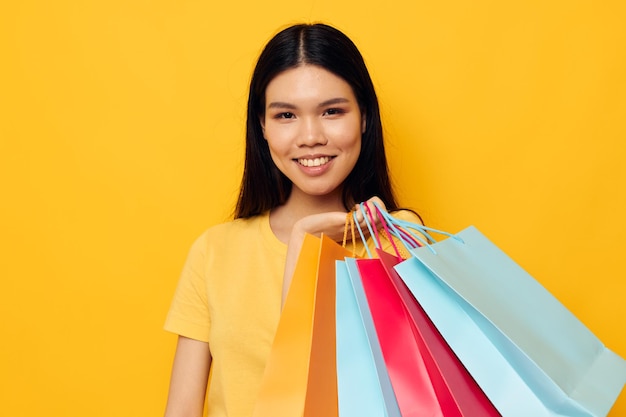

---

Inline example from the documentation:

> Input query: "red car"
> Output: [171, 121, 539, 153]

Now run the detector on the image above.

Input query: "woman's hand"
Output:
[292, 196, 386, 242]
[280, 196, 386, 305]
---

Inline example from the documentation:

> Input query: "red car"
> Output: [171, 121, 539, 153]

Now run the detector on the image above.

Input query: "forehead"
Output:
[265, 65, 356, 103]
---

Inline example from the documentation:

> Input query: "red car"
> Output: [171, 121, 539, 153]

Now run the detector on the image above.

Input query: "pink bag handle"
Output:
[373, 206, 422, 249]
[372, 202, 463, 255]
[358, 202, 405, 262]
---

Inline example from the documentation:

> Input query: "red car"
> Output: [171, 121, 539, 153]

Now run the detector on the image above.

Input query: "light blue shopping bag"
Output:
[335, 259, 402, 417]
[391, 225, 626, 417]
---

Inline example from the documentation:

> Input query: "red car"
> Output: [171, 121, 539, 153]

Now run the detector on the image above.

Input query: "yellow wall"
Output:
[1, 1, 624, 415]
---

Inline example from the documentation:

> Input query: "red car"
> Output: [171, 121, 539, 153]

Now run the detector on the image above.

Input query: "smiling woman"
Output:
[262, 65, 363, 202]
[162, 23, 420, 417]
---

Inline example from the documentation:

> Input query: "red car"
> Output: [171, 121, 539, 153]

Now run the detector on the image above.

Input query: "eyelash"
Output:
[275, 112, 295, 119]
[272, 108, 345, 119]
[324, 108, 344, 116]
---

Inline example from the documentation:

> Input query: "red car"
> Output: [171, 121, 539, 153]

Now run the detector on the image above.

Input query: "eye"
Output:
[275, 112, 295, 119]
[324, 108, 345, 116]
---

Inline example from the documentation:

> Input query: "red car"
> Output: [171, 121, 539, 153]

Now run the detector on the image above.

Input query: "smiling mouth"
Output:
[296, 156, 333, 167]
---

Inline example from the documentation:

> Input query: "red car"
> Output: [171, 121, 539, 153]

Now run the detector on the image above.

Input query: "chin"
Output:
[295, 185, 343, 199]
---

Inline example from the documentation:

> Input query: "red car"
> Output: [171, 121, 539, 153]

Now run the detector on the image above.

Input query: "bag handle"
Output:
[361, 202, 433, 255]
[353, 210, 374, 259]
[375, 207, 433, 249]
[346, 207, 391, 259]
[345, 201, 461, 258]
[372, 205, 424, 249]
[353, 202, 410, 261]
[362, 203, 405, 262]
[342, 211, 357, 257]
[371, 202, 464, 256]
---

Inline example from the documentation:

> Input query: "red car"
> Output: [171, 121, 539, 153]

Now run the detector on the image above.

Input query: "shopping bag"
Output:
[253, 233, 352, 417]
[387, 220, 626, 417]
[355, 255, 459, 417]
[374, 247, 501, 416]
[347, 202, 498, 416]
[335, 258, 402, 417]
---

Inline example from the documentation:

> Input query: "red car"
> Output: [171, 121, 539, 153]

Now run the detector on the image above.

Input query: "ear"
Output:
[361, 114, 367, 134]
[259, 115, 266, 139]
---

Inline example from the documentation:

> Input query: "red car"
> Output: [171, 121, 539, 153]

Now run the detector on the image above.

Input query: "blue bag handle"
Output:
[354, 202, 428, 259]
[355, 203, 405, 260]
[370, 202, 464, 255]
[353, 210, 374, 259]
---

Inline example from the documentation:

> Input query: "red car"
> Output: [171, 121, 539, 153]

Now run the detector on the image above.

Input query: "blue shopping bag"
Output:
[335, 259, 402, 417]
[389, 224, 626, 417]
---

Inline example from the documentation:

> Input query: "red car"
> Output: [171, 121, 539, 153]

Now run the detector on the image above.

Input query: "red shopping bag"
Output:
[373, 248, 501, 416]
[357, 257, 455, 416]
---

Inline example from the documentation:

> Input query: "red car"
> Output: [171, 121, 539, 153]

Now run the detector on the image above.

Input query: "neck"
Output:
[282, 186, 347, 215]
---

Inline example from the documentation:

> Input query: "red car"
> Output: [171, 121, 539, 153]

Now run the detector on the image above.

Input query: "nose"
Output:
[296, 117, 328, 147]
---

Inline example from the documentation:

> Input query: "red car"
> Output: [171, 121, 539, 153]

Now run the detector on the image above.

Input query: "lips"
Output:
[296, 156, 334, 167]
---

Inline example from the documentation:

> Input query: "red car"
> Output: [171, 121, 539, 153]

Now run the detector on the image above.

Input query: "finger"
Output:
[366, 196, 385, 210]
[352, 204, 364, 223]
[360, 200, 378, 225]
[365, 196, 385, 215]
[365, 196, 389, 224]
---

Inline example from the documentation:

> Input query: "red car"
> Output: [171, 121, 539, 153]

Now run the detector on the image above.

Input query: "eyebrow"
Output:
[267, 97, 351, 109]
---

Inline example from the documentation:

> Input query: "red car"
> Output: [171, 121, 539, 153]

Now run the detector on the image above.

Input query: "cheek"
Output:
[350, 142, 362, 168]
[264, 127, 291, 152]
[264, 129, 298, 171]
[331, 121, 362, 151]
[338, 130, 362, 172]
[349, 130, 363, 168]
[265, 140, 285, 165]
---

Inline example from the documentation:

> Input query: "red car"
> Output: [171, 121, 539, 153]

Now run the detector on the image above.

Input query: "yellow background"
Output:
[1, 0, 624, 415]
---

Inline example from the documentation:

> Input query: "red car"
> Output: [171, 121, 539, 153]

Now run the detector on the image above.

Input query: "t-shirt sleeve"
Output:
[164, 234, 211, 343]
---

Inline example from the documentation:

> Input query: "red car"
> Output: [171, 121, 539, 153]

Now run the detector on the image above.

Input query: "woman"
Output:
[164, 23, 420, 417]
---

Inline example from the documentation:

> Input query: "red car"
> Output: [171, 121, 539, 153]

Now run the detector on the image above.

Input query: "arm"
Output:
[280, 197, 385, 305]
[164, 336, 212, 417]
[280, 211, 347, 303]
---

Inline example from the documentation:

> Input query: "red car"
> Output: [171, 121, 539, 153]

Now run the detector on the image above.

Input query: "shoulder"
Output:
[389, 208, 423, 225]
[198, 213, 267, 241]
[186, 213, 269, 258]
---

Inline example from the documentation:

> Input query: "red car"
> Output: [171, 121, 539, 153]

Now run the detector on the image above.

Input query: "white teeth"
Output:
[298, 156, 331, 167]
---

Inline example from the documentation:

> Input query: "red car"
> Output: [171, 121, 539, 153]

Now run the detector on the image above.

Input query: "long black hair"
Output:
[235, 23, 400, 218]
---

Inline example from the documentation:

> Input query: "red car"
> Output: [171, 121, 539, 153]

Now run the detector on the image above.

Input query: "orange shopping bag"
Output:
[252, 234, 352, 417]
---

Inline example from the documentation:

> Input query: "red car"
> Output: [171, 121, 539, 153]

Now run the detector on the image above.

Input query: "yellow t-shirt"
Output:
[164, 209, 421, 417]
